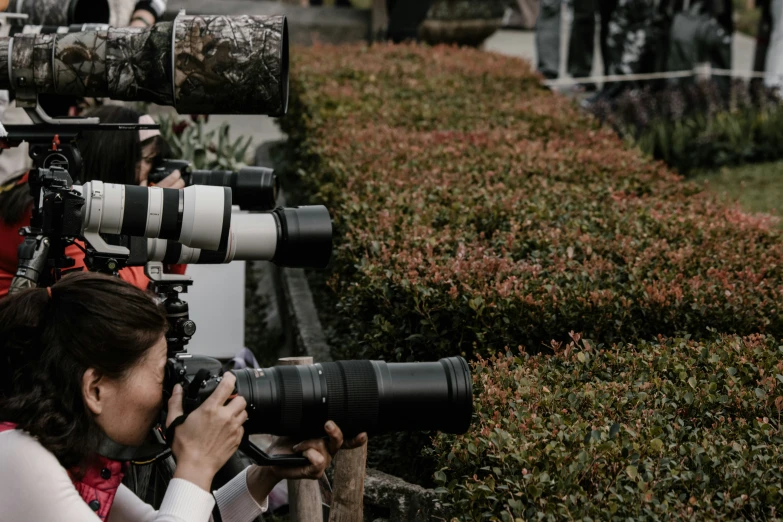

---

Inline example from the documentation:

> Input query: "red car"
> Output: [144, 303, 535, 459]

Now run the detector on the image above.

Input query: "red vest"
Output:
[0, 422, 125, 521]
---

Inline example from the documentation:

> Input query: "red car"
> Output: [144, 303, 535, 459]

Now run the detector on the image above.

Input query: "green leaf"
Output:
[626, 465, 639, 480]
[650, 438, 663, 452]
[688, 376, 697, 389]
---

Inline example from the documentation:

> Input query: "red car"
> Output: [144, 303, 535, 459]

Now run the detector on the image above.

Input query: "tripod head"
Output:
[145, 262, 196, 356]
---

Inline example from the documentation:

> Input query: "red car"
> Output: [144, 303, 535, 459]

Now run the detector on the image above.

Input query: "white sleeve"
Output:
[212, 467, 268, 522]
[113, 466, 269, 522]
[114, 466, 269, 522]
[0, 430, 215, 522]
[0, 430, 105, 522]
[110, 481, 215, 522]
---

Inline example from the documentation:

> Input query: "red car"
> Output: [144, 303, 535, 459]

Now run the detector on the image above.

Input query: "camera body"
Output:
[149, 159, 192, 183]
[148, 159, 279, 212]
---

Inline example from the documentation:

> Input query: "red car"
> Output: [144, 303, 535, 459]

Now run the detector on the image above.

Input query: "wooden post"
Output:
[277, 357, 323, 522]
[328, 443, 368, 522]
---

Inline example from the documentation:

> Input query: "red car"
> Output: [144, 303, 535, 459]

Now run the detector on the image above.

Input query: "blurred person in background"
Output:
[386, 0, 434, 42]
[764, 0, 783, 89]
[536, 0, 616, 91]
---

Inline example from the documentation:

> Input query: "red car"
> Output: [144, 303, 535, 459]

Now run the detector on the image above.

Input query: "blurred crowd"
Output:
[527, 0, 783, 101]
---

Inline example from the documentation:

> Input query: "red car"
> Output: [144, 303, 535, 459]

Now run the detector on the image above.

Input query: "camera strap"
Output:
[164, 415, 188, 448]
[164, 368, 213, 448]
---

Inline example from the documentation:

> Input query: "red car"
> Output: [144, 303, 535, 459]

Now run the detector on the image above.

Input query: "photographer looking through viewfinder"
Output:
[0, 272, 367, 522]
[0, 105, 186, 297]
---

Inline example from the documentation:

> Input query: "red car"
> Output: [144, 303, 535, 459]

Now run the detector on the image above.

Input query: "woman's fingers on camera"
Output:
[233, 425, 245, 446]
[343, 432, 368, 450]
[293, 438, 332, 473]
[227, 394, 247, 417]
[158, 170, 185, 189]
[204, 372, 237, 408]
[236, 409, 249, 425]
[302, 448, 327, 478]
[165, 384, 184, 427]
[324, 421, 344, 455]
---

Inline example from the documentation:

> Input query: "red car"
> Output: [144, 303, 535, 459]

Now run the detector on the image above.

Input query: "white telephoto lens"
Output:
[178, 185, 231, 250]
[229, 212, 278, 261]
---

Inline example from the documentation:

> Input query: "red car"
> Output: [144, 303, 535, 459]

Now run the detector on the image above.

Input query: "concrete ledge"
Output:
[364, 469, 444, 522]
[165, 1, 371, 46]
[279, 266, 333, 363]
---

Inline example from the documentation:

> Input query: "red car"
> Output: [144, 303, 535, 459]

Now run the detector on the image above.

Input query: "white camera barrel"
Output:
[146, 206, 333, 269]
[77, 181, 232, 252]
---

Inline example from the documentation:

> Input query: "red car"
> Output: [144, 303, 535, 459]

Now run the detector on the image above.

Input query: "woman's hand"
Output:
[139, 170, 186, 189]
[245, 422, 368, 505]
[167, 373, 248, 492]
[270, 422, 368, 481]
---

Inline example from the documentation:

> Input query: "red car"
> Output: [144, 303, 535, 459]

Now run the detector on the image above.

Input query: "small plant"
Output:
[156, 114, 253, 171]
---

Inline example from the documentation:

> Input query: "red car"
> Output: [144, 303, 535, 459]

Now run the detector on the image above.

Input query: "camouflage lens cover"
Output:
[173, 15, 288, 115]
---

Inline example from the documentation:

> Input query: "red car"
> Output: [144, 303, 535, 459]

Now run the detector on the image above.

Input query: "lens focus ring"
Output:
[277, 367, 303, 435]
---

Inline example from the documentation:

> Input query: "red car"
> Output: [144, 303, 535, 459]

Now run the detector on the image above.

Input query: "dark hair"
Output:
[0, 174, 32, 225]
[0, 272, 168, 471]
[78, 105, 144, 185]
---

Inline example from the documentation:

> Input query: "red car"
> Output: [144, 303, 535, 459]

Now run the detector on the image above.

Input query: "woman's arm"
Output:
[111, 467, 268, 522]
[111, 480, 215, 522]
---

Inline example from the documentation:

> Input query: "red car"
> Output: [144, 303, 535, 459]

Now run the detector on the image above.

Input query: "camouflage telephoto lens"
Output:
[232, 357, 474, 439]
[0, 13, 288, 115]
[5, 24, 111, 37]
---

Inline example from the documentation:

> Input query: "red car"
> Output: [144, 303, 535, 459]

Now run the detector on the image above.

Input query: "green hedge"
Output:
[280, 44, 783, 363]
[432, 334, 783, 521]
[280, 44, 783, 514]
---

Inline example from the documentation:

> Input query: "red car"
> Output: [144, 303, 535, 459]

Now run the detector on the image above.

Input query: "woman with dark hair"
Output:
[0, 272, 364, 521]
[78, 105, 184, 188]
[0, 105, 185, 297]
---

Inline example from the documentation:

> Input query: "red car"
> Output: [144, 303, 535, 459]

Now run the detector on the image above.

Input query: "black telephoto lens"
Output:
[232, 356, 473, 439]
[190, 167, 278, 212]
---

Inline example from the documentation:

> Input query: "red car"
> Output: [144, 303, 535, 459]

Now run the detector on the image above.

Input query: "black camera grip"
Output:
[239, 437, 310, 468]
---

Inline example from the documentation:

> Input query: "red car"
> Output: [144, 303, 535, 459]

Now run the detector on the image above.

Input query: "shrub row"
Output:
[280, 44, 783, 363]
[279, 44, 783, 514]
[432, 334, 783, 521]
